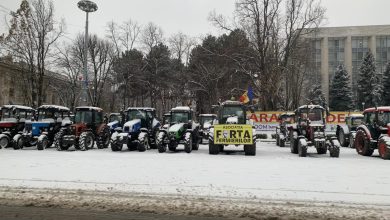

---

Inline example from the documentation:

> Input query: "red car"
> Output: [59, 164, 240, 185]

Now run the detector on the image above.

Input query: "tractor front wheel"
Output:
[355, 130, 374, 156]
[79, 132, 95, 151]
[184, 133, 193, 153]
[37, 135, 49, 150]
[97, 127, 110, 149]
[54, 129, 69, 151]
[0, 134, 10, 149]
[209, 141, 219, 155]
[12, 134, 24, 150]
[298, 138, 307, 157]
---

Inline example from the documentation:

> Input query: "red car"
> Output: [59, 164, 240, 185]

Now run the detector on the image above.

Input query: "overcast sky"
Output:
[1, 0, 390, 41]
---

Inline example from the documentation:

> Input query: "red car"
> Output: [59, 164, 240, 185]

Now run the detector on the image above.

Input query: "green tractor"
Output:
[156, 106, 200, 153]
[208, 101, 257, 156]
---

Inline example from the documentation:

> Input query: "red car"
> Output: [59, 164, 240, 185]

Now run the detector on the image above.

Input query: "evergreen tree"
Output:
[357, 51, 383, 108]
[329, 65, 353, 110]
[308, 84, 327, 107]
[382, 62, 390, 105]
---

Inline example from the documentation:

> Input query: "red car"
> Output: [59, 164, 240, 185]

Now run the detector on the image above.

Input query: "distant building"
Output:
[0, 57, 68, 107]
[304, 25, 390, 102]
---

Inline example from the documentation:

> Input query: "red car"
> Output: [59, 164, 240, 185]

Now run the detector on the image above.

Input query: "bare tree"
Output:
[0, 0, 64, 107]
[88, 34, 115, 107]
[106, 19, 141, 55]
[169, 32, 197, 65]
[209, 0, 325, 110]
[141, 22, 164, 53]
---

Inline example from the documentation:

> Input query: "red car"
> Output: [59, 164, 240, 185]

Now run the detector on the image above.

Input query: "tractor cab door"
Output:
[92, 111, 104, 134]
[364, 112, 380, 139]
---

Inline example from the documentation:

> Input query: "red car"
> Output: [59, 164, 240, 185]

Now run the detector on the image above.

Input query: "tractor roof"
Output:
[348, 113, 364, 118]
[109, 112, 121, 116]
[2, 105, 34, 111]
[171, 106, 191, 112]
[127, 107, 156, 112]
[199, 114, 217, 117]
[279, 112, 295, 117]
[76, 106, 103, 112]
[297, 105, 325, 111]
[221, 101, 243, 106]
[38, 105, 70, 112]
[164, 113, 171, 116]
[364, 107, 390, 113]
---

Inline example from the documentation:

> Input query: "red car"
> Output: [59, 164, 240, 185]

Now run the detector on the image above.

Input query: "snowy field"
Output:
[0, 141, 389, 207]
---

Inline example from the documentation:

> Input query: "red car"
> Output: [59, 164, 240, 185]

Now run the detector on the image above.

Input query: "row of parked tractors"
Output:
[275, 104, 390, 159]
[0, 101, 257, 156]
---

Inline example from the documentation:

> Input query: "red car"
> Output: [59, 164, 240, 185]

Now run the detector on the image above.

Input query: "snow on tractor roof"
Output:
[348, 113, 364, 118]
[280, 112, 295, 117]
[297, 105, 325, 110]
[171, 106, 191, 112]
[364, 106, 390, 113]
[76, 106, 103, 112]
[127, 107, 155, 111]
[2, 105, 34, 111]
[221, 101, 242, 106]
[38, 105, 70, 111]
[199, 114, 217, 117]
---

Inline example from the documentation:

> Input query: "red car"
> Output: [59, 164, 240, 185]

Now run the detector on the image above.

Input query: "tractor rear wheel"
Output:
[378, 137, 390, 160]
[338, 129, 349, 147]
[54, 129, 69, 151]
[97, 127, 110, 149]
[110, 140, 123, 151]
[355, 130, 374, 156]
[12, 134, 24, 150]
[0, 134, 10, 149]
[244, 143, 256, 156]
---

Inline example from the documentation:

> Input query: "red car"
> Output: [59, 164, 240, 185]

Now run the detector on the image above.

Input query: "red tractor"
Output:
[54, 106, 110, 151]
[354, 107, 390, 159]
[288, 105, 340, 157]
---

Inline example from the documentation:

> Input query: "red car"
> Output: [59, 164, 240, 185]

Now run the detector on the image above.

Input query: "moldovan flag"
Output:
[239, 91, 250, 104]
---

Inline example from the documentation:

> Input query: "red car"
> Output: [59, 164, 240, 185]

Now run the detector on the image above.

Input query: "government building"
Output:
[305, 25, 390, 101]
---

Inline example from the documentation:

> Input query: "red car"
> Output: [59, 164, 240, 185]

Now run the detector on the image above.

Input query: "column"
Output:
[345, 36, 353, 86]
[321, 37, 329, 102]
[369, 35, 376, 59]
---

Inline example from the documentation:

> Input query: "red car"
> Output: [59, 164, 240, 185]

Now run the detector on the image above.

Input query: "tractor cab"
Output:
[218, 101, 246, 125]
[107, 113, 122, 134]
[170, 107, 193, 125]
[0, 105, 35, 149]
[124, 108, 154, 131]
[162, 113, 171, 129]
[278, 113, 295, 127]
[295, 105, 326, 131]
[362, 107, 390, 140]
[199, 114, 217, 129]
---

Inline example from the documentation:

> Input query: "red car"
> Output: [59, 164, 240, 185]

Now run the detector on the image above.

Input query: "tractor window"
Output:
[38, 110, 55, 120]
[95, 112, 103, 124]
[17, 109, 27, 119]
[171, 112, 189, 123]
[378, 112, 390, 126]
[109, 114, 121, 123]
[200, 116, 214, 126]
[127, 110, 146, 121]
[351, 118, 363, 126]
[1, 108, 12, 120]
[146, 111, 153, 120]
[75, 111, 93, 123]
[222, 106, 244, 119]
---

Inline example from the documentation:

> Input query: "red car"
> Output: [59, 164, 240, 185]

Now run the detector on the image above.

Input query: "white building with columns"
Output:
[305, 25, 390, 101]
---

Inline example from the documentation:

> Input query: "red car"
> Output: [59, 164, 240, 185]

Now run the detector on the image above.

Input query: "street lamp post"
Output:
[362, 102, 365, 111]
[77, 0, 98, 105]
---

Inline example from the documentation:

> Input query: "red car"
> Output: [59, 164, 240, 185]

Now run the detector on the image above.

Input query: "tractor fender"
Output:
[1, 131, 11, 137]
[184, 131, 192, 142]
[138, 131, 148, 142]
[96, 124, 108, 134]
[379, 135, 390, 144]
[337, 124, 350, 135]
[157, 130, 167, 142]
[356, 125, 372, 139]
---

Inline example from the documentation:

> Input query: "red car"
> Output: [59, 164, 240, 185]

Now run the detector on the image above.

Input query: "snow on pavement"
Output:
[0, 142, 390, 206]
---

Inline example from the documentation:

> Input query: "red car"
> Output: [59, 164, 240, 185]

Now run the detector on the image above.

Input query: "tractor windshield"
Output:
[378, 112, 390, 126]
[109, 114, 121, 123]
[171, 112, 189, 124]
[300, 108, 323, 123]
[280, 115, 294, 124]
[127, 110, 146, 121]
[75, 110, 93, 124]
[351, 117, 364, 126]
[38, 109, 56, 120]
[221, 106, 245, 124]
[1, 108, 13, 120]
[200, 116, 214, 126]
[163, 115, 171, 124]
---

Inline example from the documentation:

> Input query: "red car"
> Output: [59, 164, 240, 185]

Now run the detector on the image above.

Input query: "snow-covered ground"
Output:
[1, 141, 389, 207]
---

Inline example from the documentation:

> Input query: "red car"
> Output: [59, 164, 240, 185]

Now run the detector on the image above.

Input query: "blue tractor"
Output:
[110, 107, 160, 152]
[107, 112, 123, 134]
[13, 105, 71, 150]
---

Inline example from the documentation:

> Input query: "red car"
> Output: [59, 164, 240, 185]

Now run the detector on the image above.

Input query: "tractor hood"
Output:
[107, 120, 119, 130]
[123, 119, 141, 133]
[0, 120, 17, 128]
[203, 121, 212, 129]
[30, 121, 53, 136]
[168, 123, 185, 133]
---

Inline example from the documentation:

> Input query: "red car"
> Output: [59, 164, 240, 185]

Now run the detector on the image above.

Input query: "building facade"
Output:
[306, 25, 390, 101]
